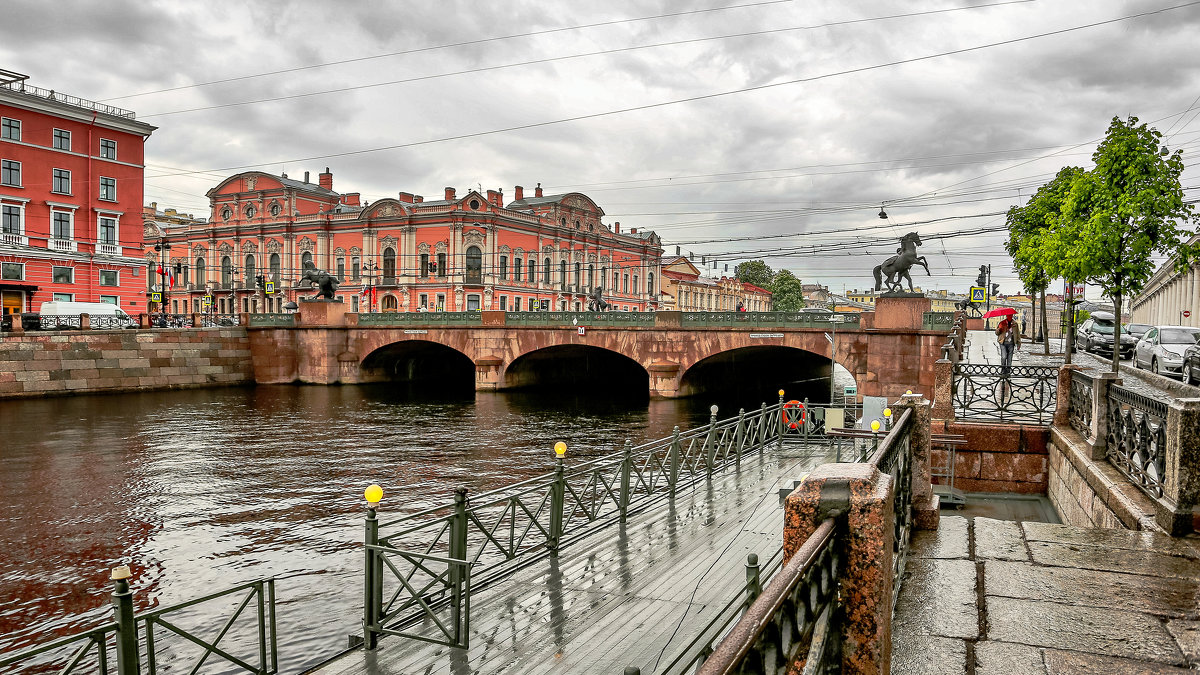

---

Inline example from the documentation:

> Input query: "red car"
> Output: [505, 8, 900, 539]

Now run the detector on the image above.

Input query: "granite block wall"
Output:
[930, 420, 1050, 494]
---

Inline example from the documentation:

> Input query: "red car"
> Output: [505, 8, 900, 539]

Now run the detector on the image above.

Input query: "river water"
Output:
[0, 383, 804, 672]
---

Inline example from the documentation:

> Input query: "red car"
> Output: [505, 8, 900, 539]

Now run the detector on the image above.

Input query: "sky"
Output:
[3, 0, 1198, 298]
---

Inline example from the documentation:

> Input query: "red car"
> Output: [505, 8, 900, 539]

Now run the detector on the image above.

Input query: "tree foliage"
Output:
[735, 260, 775, 288]
[769, 269, 806, 311]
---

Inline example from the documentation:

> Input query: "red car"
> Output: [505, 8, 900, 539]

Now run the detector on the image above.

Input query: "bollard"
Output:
[450, 487, 469, 644]
[668, 426, 681, 497]
[624, 668, 641, 675]
[777, 390, 786, 446]
[619, 440, 633, 522]
[549, 448, 566, 552]
[705, 405, 718, 474]
[111, 565, 139, 675]
[363, 495, 381, 650]
[744, 553, 762, 609]
[735, 408, 746, 468]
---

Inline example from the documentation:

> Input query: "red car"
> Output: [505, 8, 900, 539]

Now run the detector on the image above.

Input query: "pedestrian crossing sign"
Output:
[150, 291, 162, 303]
[970, 286, 987, 303]
[265, 281, 275, 295]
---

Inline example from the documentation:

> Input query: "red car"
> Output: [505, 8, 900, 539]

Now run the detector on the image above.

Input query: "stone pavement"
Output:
[891, 515, 1200, 673]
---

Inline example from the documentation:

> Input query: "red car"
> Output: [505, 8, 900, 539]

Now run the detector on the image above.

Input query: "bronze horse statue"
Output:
[873, 231, 930, 293]
[587, 285, 609, 312]
[296, 261, 341, 300]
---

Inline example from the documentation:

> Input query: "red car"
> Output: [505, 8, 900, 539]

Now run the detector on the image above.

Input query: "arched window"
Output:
[221, 256, 232, 289]
[465, 246, 482, 284]
[382, 295, 398, 312]
[559, 260, 567, 288]
[543, 258, 551, 284]
[301, 251, 313, 269]
[383, 248, 396, 283]
[244, 254, 255, 288]
[574, 262, 581, 289]
[514, 257, 522, 282]
[587, 264, 595, 290]
[269, 253, 281, 280]
[647, 272, 655, 296]
[600, 266, 607, 290]
[529, 259, 537, 283]
[633, 275, 639, 294]
[195, 257, 206, 284]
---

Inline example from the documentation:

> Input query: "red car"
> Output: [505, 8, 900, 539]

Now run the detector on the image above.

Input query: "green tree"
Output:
[1006, 166, 1086, 358]
[1053, 116, 1197, 373]
[735, 260, 775, 288]
[769, 269, 806, 311]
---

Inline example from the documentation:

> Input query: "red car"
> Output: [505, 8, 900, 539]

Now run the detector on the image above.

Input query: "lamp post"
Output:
[154, 239, 171, 315]
[362, 260, 379, 312]
[828, 314, 845, 405]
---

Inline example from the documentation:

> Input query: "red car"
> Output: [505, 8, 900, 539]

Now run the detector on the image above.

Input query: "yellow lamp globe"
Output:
[906, 390, 913, 395]
[884, 408, 892, 418]
[871, 420, 881, 432]
[364, 484, 383, 504]
[778, 389, 785, 397]
[554, 441, 567, 458]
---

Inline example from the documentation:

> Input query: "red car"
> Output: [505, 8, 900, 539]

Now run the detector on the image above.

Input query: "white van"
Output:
[36, 301, 135, 329]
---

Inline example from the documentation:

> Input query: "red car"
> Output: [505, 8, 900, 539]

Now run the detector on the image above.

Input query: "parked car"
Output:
[1126, 323, 1153, 342]
[1181, 341, 1200, 385]
[1134, 325, 1200, 377]
[1075, 311, 1137, 359]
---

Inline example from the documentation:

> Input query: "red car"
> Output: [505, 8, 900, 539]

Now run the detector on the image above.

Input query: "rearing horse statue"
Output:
[873, 231, 930, 293]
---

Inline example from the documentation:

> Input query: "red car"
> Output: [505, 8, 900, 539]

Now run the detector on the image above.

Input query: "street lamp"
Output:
[362, 260, 380, 312]
[153, 239, 171, 316]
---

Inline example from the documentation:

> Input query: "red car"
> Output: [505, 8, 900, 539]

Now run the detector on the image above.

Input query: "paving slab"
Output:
[973, 517, 1029, 561]
[1027, 540, 1200, 579]
[889, 634, 966, 675]
[893, 558, 978, 640]
[909, 515, 969, 559]
[984, 560, 1200, 619]
[1022, 521, 1200, 558]
[1042, 649, 1194, 674]
[987, 597, 1186, 666]
[974, 641, 1046, 675]
[1165, 619, 1200, 667]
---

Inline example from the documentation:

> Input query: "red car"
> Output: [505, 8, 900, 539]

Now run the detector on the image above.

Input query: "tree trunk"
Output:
[1111, 293, 1123, 374]
[1040, 289, 1049, 355]
[1064, 283, 1074, 365]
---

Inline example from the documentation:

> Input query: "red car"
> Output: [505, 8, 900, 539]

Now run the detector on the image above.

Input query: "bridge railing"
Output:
[950, 363, 1058, 424]
[0, 572, 278, 675]
[362, 400, 788, 650]
[680, 311, 861, 329]
[358, 311, 483, 326]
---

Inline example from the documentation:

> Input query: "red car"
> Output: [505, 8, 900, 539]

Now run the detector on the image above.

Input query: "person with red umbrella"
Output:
[985, 307, 1020, 375]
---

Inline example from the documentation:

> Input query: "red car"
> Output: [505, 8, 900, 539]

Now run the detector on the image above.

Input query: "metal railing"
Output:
[681, 311, 861, 329]
[199, 313, 241, 327]
[90, 315, 138, 330]
[1068, 369, 1095, 439]
[33, 314, 83, 330]
[247, 313, 295, 327]
[358, 311, 483, 326]
[0, 576, 277, 675]
[147, 313, 195, 328]
[505, 311, 656, 326]
[1, 80, 137, 119]
[363, 402, 786, 650]
[1106, 384, 1169, 499]
[951, 363, 1058, 424]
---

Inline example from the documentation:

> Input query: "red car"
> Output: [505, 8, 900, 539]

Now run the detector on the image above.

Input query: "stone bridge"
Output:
[246, 296, 951, 400]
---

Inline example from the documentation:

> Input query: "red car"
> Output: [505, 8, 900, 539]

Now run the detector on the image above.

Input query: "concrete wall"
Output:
[931, 420, 1049, 493]
[0, 328, 253, 398]
[1047, 426, 1163, 531]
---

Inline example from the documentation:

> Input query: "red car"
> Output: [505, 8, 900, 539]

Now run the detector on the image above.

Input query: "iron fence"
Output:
[247, 313, 295, 327]
[199, 314, 241, 327]
[504, 311, 656, 326]
[358, 311, 483, 326]
[1068, 369, 1095, 439]
[680, 311, 861, 329]
[147, 313, 195, 328]
[30, 314, 83, 330]
[869, 408, 914, 606]
[364, 402, 786, 650]
[1106, 384, 1169, 500]
[951, 363, 1058, 424]
[0, 577, 277, 675]
[89, 315, 138, 330]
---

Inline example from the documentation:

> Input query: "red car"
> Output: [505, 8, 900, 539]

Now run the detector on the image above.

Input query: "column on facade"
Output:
[316, 231, 329, 274]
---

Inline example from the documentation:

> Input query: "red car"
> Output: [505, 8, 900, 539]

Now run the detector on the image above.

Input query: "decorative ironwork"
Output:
[247, 313, 295, 327]
[680, 311, 861, 329]
[952, 363, 1058, 424]
[199, 314, 241, 327]
[1106, 385, 1169, 499]
[32, 314, 82, 330]
[921, 311, 955, 331]
[90, 315, 137, 330]
[367, 402, 787, 650]
[148, 313, 195, 328]
[1068, 369, 1095, 439]
[358, 311, 484, 326]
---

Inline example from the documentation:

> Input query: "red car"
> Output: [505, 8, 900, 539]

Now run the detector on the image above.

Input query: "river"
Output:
[0, 382, 821, 672]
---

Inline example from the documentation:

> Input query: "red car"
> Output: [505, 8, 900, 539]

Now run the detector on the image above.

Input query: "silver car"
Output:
[1134, 325, 1200, 377]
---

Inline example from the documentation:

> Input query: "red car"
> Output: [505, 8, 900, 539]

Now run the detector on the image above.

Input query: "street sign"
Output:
[970, 286, 987, 303]
[844, 384, 857, 398]
[202, 295, 213, 307]
[577, 326, 586, 336]
[150, 291, 162, 303]
[265, 281, 275, 295]
[1185, 310, 1192, 318]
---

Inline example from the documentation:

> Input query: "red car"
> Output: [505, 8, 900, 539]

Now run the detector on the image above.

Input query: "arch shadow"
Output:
[503, 345, 649, 397]
[679, 345, 854, 406]
[360, 340, 474, 392]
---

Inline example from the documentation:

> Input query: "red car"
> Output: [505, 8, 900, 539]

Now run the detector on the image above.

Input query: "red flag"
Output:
[156, 266, 175, 288]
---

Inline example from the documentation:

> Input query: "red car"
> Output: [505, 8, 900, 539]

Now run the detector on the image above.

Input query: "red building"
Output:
[0, 71, 156, 315]
[150, 169, 663, 314]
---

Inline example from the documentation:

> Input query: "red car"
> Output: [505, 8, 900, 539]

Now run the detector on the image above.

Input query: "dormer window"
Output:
[469, 199, 480, 210]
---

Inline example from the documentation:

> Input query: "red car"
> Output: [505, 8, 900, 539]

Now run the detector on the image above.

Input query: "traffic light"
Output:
[429, 261, 437, 272]
[991, 283, 1000, 298]
[975, 265, 988, 288]
[255, 274, 265, 289]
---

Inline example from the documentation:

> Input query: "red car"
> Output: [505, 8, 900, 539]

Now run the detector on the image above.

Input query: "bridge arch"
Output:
[677, 345, 854, 403]
[502, 344, 648, 394]
[360, 339, 474, 389]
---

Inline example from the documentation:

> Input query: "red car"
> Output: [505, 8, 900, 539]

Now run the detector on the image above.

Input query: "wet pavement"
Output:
[891, 515, 1200, 673]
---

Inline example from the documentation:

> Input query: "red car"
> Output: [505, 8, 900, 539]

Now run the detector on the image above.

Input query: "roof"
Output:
[742, 282, 772, 294]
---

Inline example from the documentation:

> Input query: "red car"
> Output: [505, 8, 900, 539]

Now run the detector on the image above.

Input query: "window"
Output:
[559, 260, 567, 288]
[99, 295, 118, 305]
[100, 138, 116, 159]
[351, 256, 360, 280]
[270, 203, 280, 217]
[245, 205, 255, 219]
[647, 273, 655, 295]
[499, 296, 507, 310]
[574, 262, 581, 288]
[543, 258, 551, 284]
[465, 246, 482, 283]
[514, 297, 521, 311]
[52, 168, 71, 194]
[52, 211, 71, 240]
[514, 257, 522, 282]
[53, 266, 74, 284]
[588, 264, 594, 290]
[2, 204, 21, 234]
[269, 253, 280, 280]
[623, 274, 629, 294]
[1, 118, 19, 141]
[53, 293, 73, 302]
[301, 251, 313, 269]
[420, 253, 429, 277]
[613, 272, 619, 292]
[499, 255, 508, 280]
[419, 293, 428, 309]
[196, 257, 206, 283]
[99, 177, 116, 201]
[98, 217, 116, 245]
[528, 259, 536, 282]
[221, 256, 232, 289]
[221, 207, 232, 221]
[53, 129, 71, 151]
[1, 160, 19, 186]
[244, 254, 256, 287]
[336, 256, 345, 280]
[99, 270, 119, 286]
[436, 293, 446, 311]
[351, 295, 359, 312]
[1, 262, 22, 280]
[601, 266, 607, 290]
[383, 248, 396, 283]
[633, 275, 639, 294]
[466, 294, 480, 311]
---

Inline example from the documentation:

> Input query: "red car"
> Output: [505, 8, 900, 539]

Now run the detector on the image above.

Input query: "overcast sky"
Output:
[4, 0, 1198, 298]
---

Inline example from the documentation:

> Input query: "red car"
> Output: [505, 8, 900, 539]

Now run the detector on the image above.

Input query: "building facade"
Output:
[658, 256, 772, 311]
[0, 72, 156, 315]
[1130, 238, 1200, 327]
[147, 171, 663, 314]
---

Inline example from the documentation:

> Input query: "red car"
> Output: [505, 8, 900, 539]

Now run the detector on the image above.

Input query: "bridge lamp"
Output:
[778, 389, 785, 397]
[878, 204, 888, 220]
[871, 420, 881, 433]
[883, 408, 892, 429]
[554, 441, 567, 459]
[905, 390, 913, 395]
[364, 484, 383, 507]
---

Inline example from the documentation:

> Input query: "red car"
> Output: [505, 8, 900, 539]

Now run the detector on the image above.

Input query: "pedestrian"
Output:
[996, 314, 1021, 376]
[736, 301, 745, 312]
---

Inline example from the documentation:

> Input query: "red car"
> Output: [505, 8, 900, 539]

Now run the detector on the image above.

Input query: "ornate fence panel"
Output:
[1106, 384, 1169, 499]
[357, 312, 484, 326]
[869, 408, 914, 605]
[1068, 369, 1095, 440]
[921, 311, 956, 331]
[680, 311, 860, 329]
[365, 402, 786, 650]
[34, 314, 83, 330]
[147, 313, 195, 328]
[90, 315, 137, 330]
[247, 313, 294, 327]
[199, 313, 241, 327]
[952, 364, 1058, 424]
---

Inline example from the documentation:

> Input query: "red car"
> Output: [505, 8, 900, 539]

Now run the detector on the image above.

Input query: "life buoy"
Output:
[782, 400, 806, 429]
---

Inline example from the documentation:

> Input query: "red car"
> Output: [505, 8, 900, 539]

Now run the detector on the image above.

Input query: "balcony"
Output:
[97, 243, 119, 256]
[50, 238, 76, 252]
[1, 232, 27, 246]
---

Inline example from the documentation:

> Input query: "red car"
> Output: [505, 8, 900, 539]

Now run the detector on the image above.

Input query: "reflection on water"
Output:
[0, 383, 791, 671]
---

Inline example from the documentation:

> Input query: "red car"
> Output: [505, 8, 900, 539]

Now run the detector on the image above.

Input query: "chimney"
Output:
[341, 193, 361, 206]
[414, 195, 424, 203]
[535, 183, 543, 198]
[630, 228, 637, 234]
[149, 201, 157, 210]
[487, 189, 502, 207]
[514, 185, 524, 201]
[303, 171, 310, 183]
[319, 167, 333, 191]
[615, 221, 621, 233]
[398, 192, 414, 203]
[445, 187, 456, 201]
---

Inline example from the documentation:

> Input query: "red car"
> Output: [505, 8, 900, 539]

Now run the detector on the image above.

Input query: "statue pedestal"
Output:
[297, 298, 346, 327]
[874, 294, 931, 330]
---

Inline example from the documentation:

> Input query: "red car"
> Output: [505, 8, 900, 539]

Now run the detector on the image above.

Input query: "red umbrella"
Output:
[982, 307, 1017, 319]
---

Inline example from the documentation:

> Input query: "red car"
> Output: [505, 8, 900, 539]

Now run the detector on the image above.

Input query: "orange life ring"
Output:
[782, 400, 806, 429]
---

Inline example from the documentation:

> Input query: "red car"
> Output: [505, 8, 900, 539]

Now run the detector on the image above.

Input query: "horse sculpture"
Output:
[873, 231, 930, 293]
[587, 285, 610, 312]
[296, 261, 341, 300]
